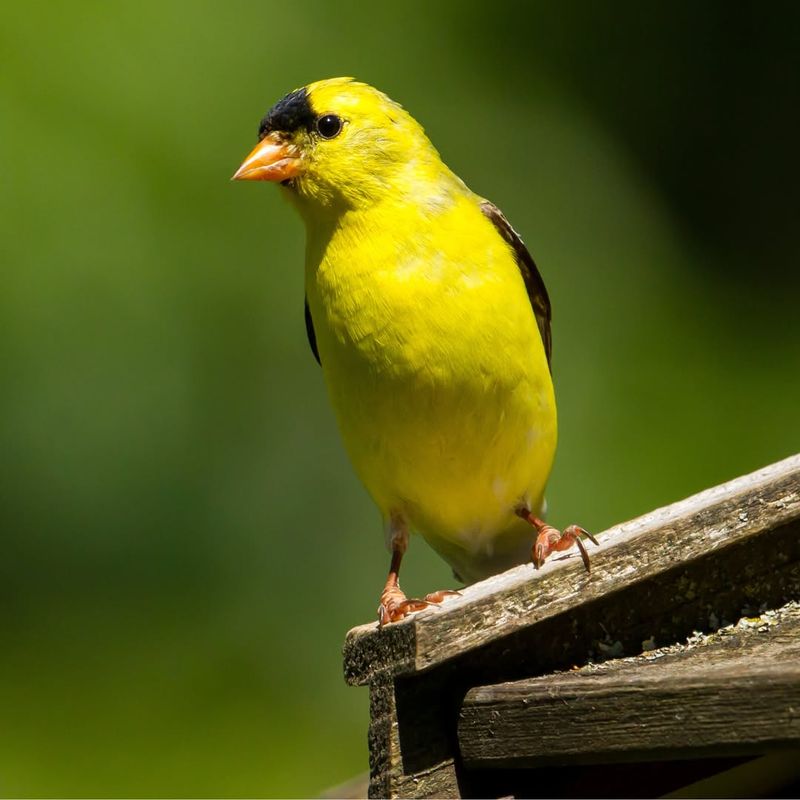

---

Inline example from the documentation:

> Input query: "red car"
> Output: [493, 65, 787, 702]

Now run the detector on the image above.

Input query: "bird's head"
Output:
[232, 78, 449, 217]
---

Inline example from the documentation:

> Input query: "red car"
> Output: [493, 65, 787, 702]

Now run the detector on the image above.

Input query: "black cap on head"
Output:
[258, 87, 315, 139]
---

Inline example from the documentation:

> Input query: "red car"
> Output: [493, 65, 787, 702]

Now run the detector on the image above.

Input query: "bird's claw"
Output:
[522, 515, 598, 572]
[421, 589, 462, 604]
[377, 586, 461, 626]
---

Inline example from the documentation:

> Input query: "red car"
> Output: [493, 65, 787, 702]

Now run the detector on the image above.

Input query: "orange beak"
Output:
[231, 132, 302, 182]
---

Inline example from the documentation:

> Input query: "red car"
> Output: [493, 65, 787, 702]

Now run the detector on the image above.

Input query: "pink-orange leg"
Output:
[378, 516, 461, 626]
[516, 509, 599, 572]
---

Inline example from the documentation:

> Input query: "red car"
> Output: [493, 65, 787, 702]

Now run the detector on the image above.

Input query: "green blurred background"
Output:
[2, 1, 799, 796]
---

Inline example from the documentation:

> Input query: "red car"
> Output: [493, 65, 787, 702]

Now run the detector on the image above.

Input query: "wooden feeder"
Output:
[339, 454, 800, 798]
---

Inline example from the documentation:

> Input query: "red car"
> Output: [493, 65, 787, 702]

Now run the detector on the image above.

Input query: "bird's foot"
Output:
[378, 585, 461, 627]
[518, 511, 599, 572]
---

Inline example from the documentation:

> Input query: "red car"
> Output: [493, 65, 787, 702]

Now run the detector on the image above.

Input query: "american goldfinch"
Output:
[233, 78, 595, 625]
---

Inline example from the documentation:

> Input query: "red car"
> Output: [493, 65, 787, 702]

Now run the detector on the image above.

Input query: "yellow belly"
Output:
[306, 196, 557, 582]
[328, 361, 555, 582]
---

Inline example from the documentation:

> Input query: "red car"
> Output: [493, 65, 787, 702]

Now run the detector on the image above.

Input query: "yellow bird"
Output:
[233, 78, 595, 624]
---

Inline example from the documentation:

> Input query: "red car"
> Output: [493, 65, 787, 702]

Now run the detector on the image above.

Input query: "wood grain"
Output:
[344, 454, 800, 687]
[345, 454, 800, 797]
[459, 604, 800, 767]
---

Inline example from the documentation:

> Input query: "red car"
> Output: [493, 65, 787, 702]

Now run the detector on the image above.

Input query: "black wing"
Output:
[304, 296, 321, 365]
[479, 200, 552, 371]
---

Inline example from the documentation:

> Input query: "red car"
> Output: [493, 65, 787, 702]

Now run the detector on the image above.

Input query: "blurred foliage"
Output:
[1, 1, 798, 796]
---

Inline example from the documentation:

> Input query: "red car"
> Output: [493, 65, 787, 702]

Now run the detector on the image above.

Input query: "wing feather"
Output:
[479, 200, 552, 370]
[305, 296, 321, 365]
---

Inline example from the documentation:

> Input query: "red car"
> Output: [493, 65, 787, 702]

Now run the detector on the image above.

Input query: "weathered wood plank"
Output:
[344, 454, 800, 686]
[365, 672, 461, 798]
[346, 455, 800, 797]
[459, 603, 800, 767]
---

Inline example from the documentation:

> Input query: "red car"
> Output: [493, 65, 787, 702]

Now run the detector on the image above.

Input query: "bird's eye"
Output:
[316, 114, 343, 139]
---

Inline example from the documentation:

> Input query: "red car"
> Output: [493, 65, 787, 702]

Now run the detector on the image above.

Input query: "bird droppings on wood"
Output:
[458, 599, 800, 773]
[580, 599, 800, 673]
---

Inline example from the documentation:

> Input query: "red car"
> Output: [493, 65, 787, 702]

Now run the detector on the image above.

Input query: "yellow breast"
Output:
[305, 192, 556, 580]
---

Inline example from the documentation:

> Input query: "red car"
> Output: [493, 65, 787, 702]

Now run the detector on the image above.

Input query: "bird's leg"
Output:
[516, 509, 599, 572]
[378, 514, 461, 626]
[378, 529, 425, 626]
